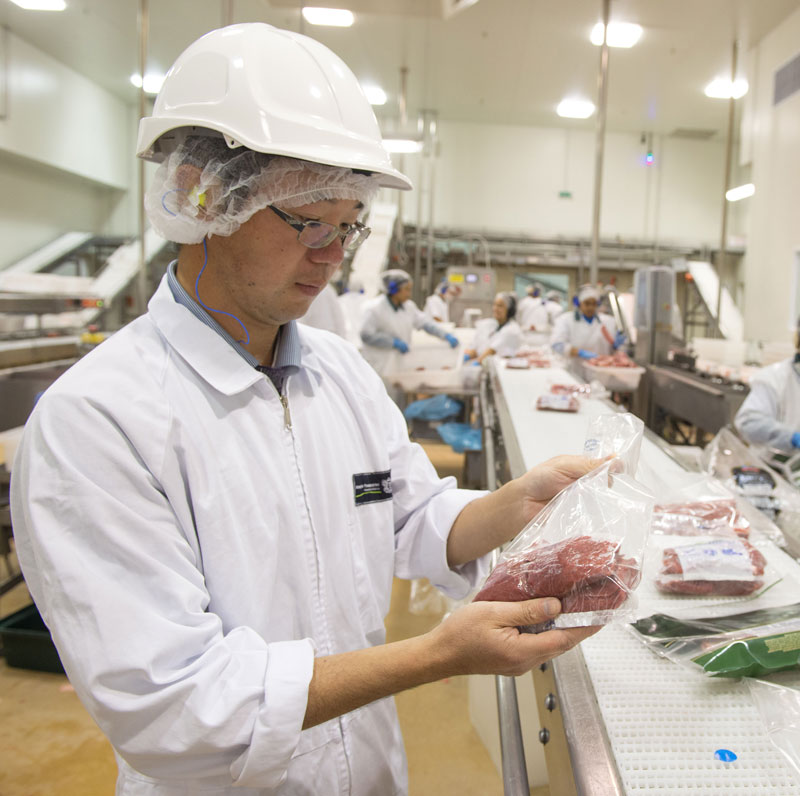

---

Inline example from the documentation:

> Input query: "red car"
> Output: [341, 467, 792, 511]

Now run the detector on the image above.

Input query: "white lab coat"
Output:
[550, 311, 617, 357]
[735, 357, 800, 452]
[517, 297, 561, 332]
[471, 318, 523, 358]
[338, 290, 369, 346]
[359, 295, 444, 375]
[422, 293, 448, 323]
[298, 283, 346, 338]
[11, 276, 487, 795]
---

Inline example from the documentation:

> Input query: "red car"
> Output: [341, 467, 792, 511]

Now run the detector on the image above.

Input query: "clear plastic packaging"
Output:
[535, 394, 579, 412]
[629, 602, 800, 678]
[654, 536, 767, 596]
[474, 413, 654, 630]
[652, 497, 751, 538]
[747, 671, 800, 778]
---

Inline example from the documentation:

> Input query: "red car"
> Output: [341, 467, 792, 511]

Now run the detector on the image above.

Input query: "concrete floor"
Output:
[0, 441, 549, 795]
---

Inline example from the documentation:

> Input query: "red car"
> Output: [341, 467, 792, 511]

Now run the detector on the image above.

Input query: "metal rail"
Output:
[479, 368, 530, 796]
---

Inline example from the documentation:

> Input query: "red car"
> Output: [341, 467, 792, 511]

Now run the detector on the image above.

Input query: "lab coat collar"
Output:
[149, 277, 312, 396]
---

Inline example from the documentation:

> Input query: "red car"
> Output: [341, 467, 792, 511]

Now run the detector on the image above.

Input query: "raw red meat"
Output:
[550, 384, 590, 396]
[587, 352, 636, 368]
[652, 499, 750, 537]
[474, 535, 640, 613]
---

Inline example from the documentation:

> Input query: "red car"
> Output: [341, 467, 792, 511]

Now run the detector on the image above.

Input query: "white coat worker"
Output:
[359, 269, 459, 375]
[464, 292, 523, 364]
[550, 284, 625, 360]
[299, 279, 347, 338]
[517, 284, 562, 332]
[10, 23, 602, 796]
[422, 280, 452, 322]
[735, 318, 800, 453]
[338, 278, 368, 345]
[545, 289, 565, 317]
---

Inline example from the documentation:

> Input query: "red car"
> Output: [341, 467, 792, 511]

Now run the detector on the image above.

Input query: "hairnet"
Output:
[546, 290, 562, 303]
[144, 133, 383, 244]
[495, 292, 517, 320]
[578, 285, 601, 303]
[381, 269, 412, 294]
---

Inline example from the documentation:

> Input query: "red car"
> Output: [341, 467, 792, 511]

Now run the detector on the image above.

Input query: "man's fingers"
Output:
[494, 597, 561, 627]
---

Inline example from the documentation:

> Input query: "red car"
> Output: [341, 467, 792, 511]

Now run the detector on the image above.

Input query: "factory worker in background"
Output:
[423, 280, 452, 323]
[464, 292, 523, 364]
[359, 269, 459, 375]
[517, 283, 562, 332]
[550, 284, 625, 359]
[10, 23, 602, 796]
[545, 289, 565, 316]
[299, 272, 347, 338]
[735, 317, 800, 452]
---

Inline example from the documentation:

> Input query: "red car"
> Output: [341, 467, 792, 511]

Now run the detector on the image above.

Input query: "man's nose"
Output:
[309, 237, 346, 266]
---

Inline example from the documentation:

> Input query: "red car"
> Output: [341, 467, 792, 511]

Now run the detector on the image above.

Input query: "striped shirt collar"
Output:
[166, 260, 301, 373]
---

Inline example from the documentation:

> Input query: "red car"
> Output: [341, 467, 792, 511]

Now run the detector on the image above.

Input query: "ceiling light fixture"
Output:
[590, 22, 642, 48]
[556, 98, 596, 119]
[382, 136, 423, 154]
[725, 183, 755, 201]
[9, 0, 66, 9]
[302, 7, 355, 27]
[362, 85, 387, 106]
[704, 78, 749, 99]
[130, 73, 165, 95]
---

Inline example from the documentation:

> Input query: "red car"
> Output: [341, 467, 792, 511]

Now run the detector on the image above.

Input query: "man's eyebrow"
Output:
[321, 199, 364, 210]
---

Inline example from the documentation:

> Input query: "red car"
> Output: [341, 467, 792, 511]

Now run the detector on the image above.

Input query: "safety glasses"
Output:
[268, 205, 371, 251]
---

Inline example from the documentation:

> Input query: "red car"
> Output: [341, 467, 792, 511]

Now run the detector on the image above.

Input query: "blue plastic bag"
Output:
[436, 422, 483, 453]
[403, 394, 464, 421]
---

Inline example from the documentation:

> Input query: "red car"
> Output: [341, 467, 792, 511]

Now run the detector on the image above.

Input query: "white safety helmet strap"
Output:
[137, 23, 411, 192]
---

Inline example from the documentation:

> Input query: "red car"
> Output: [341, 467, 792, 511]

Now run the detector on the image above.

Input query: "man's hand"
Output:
[515, 454, 605, 524]
[425, 598, 602, 678]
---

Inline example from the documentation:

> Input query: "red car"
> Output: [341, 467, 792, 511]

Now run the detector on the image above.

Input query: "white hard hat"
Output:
[136, 23, 411, 192]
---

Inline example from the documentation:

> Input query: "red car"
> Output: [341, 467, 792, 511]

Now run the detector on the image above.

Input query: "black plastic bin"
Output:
[0, 603, 65, 674]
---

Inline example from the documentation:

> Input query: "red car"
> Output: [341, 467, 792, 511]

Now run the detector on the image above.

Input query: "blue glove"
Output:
[614, 331, 627, 349]
[463, 353, 473, 363]
[792, 432, 800, 449]
[392, 338, 409, 354]
[577, 349, 596, 360]
[445, 333, 459, 348]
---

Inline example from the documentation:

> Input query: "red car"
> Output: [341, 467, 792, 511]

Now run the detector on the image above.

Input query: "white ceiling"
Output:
[2, 0, 799, 138]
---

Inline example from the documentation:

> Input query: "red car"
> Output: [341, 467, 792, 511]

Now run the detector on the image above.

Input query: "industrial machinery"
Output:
[445, 265, 496, 326]
[631, 265, 749, 443]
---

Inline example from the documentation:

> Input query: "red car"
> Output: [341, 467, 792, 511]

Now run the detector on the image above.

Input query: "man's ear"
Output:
[173, 163, 214, 217]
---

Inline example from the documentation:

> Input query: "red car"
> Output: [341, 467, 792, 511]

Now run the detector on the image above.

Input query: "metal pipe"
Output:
[221, 0, 233, 26]
[715, 39, 738, 338]
[136, 0, 149, 315]
[589, 0, 611, 286]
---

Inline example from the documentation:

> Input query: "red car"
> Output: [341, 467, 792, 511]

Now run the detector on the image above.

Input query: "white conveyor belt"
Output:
[490, 358, 800, 795]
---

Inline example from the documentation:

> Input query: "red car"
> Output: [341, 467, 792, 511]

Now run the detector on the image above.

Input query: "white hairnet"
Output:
[546, 290, 562, 303]
[145, 133, 382, 244]
[578, 284, 601, 303]
[381, 269, 412, 294]
[495, 291, 517, 319]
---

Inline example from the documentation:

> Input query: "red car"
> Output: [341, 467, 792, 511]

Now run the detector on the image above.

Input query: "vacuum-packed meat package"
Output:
[655, 537, 767, 596]
[652, 498, 751, 538]
[474, 413, 653, 630]
[535, 394, 579, 412]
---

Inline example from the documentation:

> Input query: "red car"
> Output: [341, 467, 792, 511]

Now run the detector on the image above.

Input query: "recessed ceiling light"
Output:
[9, 0, 66, 9]
[362, 85, 387, 106]
[130, 73, 165, 95]
[302, 7, 355, 27]
[590, 22, 642, 48]
[725, 183, 755, 201]
[704, 78, 749, 99]
[557, 98, 596, 119]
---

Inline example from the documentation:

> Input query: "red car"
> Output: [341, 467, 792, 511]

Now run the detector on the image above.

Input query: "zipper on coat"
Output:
[279, 392, 292, 429]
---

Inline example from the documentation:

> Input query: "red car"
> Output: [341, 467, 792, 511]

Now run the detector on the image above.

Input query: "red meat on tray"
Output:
[474, 535, 640, 613]
[652, 499, 750, 538]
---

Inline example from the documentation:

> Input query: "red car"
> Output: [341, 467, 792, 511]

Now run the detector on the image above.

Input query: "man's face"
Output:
[580, 297, 598, 317]
[202, 197, 361, 330]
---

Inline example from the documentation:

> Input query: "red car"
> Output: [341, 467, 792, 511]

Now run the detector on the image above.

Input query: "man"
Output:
[735, 318, 800, 453]
[517, 283, 562, 332]
[550, 284, 625, 359]
[359, 269, 459, 376]
[11, 23, 600, 795]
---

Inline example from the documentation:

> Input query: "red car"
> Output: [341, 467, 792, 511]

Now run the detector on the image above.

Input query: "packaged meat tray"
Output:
[535, 394, 579, 412]
[655, 537, 767, 596]
[474, 413, 653, 630]
[652, 498, 750, 538]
